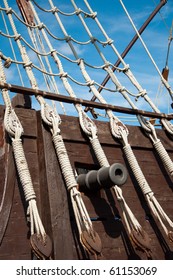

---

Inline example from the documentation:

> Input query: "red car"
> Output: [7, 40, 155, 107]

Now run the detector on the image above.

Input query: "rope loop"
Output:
[77, 58, 83, 65]
[40, 103, 61, 132]
[50, 49, 57, 56]
[109, 115, 129, 139]
[139, 89, 147, 97]
[4, 108, 23, 138]
[102, 61, 110, 69]
[122, 64, 130, 73]
[78, 109, 97, 138]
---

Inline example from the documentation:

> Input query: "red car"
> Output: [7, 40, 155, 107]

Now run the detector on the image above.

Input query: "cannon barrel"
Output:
[77, 163, 128, 192]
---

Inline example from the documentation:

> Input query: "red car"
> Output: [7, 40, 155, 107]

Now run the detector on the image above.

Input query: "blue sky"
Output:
[0, 0, 173, 125]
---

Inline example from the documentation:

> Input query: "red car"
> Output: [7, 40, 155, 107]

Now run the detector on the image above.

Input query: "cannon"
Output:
[77, 163, 128, 192]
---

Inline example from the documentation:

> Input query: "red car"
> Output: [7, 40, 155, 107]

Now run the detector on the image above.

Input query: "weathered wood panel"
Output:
[0, 105, 173, 259]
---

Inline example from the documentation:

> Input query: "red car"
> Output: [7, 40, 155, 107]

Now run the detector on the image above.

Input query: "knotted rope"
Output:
[0, 55, 47, 250]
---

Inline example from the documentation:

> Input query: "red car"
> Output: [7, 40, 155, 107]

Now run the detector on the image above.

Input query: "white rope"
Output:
[77, 108, 143, 237]
[118, 0, 173, 100]
[0, 54, 46, 240]
[138, 117, 173, 177]
[42, 0, 173, 246]
[71, 0, 173, 135]
[0, 9, 24, 86]
[39, 0, 147, 243]
[120, 127, 173, 238]
[28, 27, 66, 114]
[3, 0, 98, 254]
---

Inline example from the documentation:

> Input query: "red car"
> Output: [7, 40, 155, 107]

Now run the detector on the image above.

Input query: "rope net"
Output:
[0, 0, 172, 123]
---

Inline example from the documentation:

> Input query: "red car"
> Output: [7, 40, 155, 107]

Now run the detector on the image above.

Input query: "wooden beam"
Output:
[1, 81, 173, 120]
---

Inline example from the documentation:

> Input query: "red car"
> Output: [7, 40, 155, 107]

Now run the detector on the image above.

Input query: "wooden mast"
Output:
[16, 0, 35, 25]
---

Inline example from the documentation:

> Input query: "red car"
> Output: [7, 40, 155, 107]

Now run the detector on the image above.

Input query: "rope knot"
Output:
[59, 71, 68, 78]
[106, 38, 113, 45]
[87, 80, 95, 86]
[77, 58, 84, 65]
[102, 61, 110, 69]
[23, 61, 32, 68]
[50, 49, 56, 56]
[139, 89, 147, 97]
[91, 36, 96, 43]
[14, 34, 21, 41]
[52, 6, 58, 14]
[75, 8, 81, 15]
[38, 22, 45, 30]
[123, 64, 130, 72]
[116, 85, 125, 93]
[4, 57, 12, 68]
[5, 7, 12, 15]
[91, 12, 97, 19]
[65, 35, 71, 42]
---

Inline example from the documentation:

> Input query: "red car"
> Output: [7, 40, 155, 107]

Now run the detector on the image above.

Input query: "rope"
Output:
[27, 0, 155, 256]
[0, 9, 24, 86]
[137, 116, 173, 177]
[76, 104, 149, 247]
[71, 0, 173, 135]
[118, 0, 173, 100]
[0, 54, 46, 243]
[3, 0, 101, 257]
[28, 27, 66, 114]
[49, 0, 172, 197]
[119, 126, 173, 239]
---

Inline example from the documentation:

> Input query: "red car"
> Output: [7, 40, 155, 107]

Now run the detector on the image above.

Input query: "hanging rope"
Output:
[3, 0, 102, 259]
[0, 54, 52, 259]
[118, 123, 173, 242]
[29, 0, 157, 258]
[77, 108, 154, 258]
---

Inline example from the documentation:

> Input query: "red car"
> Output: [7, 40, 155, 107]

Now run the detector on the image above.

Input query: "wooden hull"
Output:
[0, 104, 173, 259]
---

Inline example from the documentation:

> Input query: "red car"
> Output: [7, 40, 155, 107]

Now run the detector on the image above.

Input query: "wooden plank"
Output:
[0, 106, 173, 259]
[59, 114, 173, 150]
[0, 141, 16, 244]
[36, 111, 53, 255]
[40, 120, 78, 260]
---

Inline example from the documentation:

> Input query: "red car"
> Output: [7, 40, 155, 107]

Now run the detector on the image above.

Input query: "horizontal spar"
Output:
[0, 81, 173, 120]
